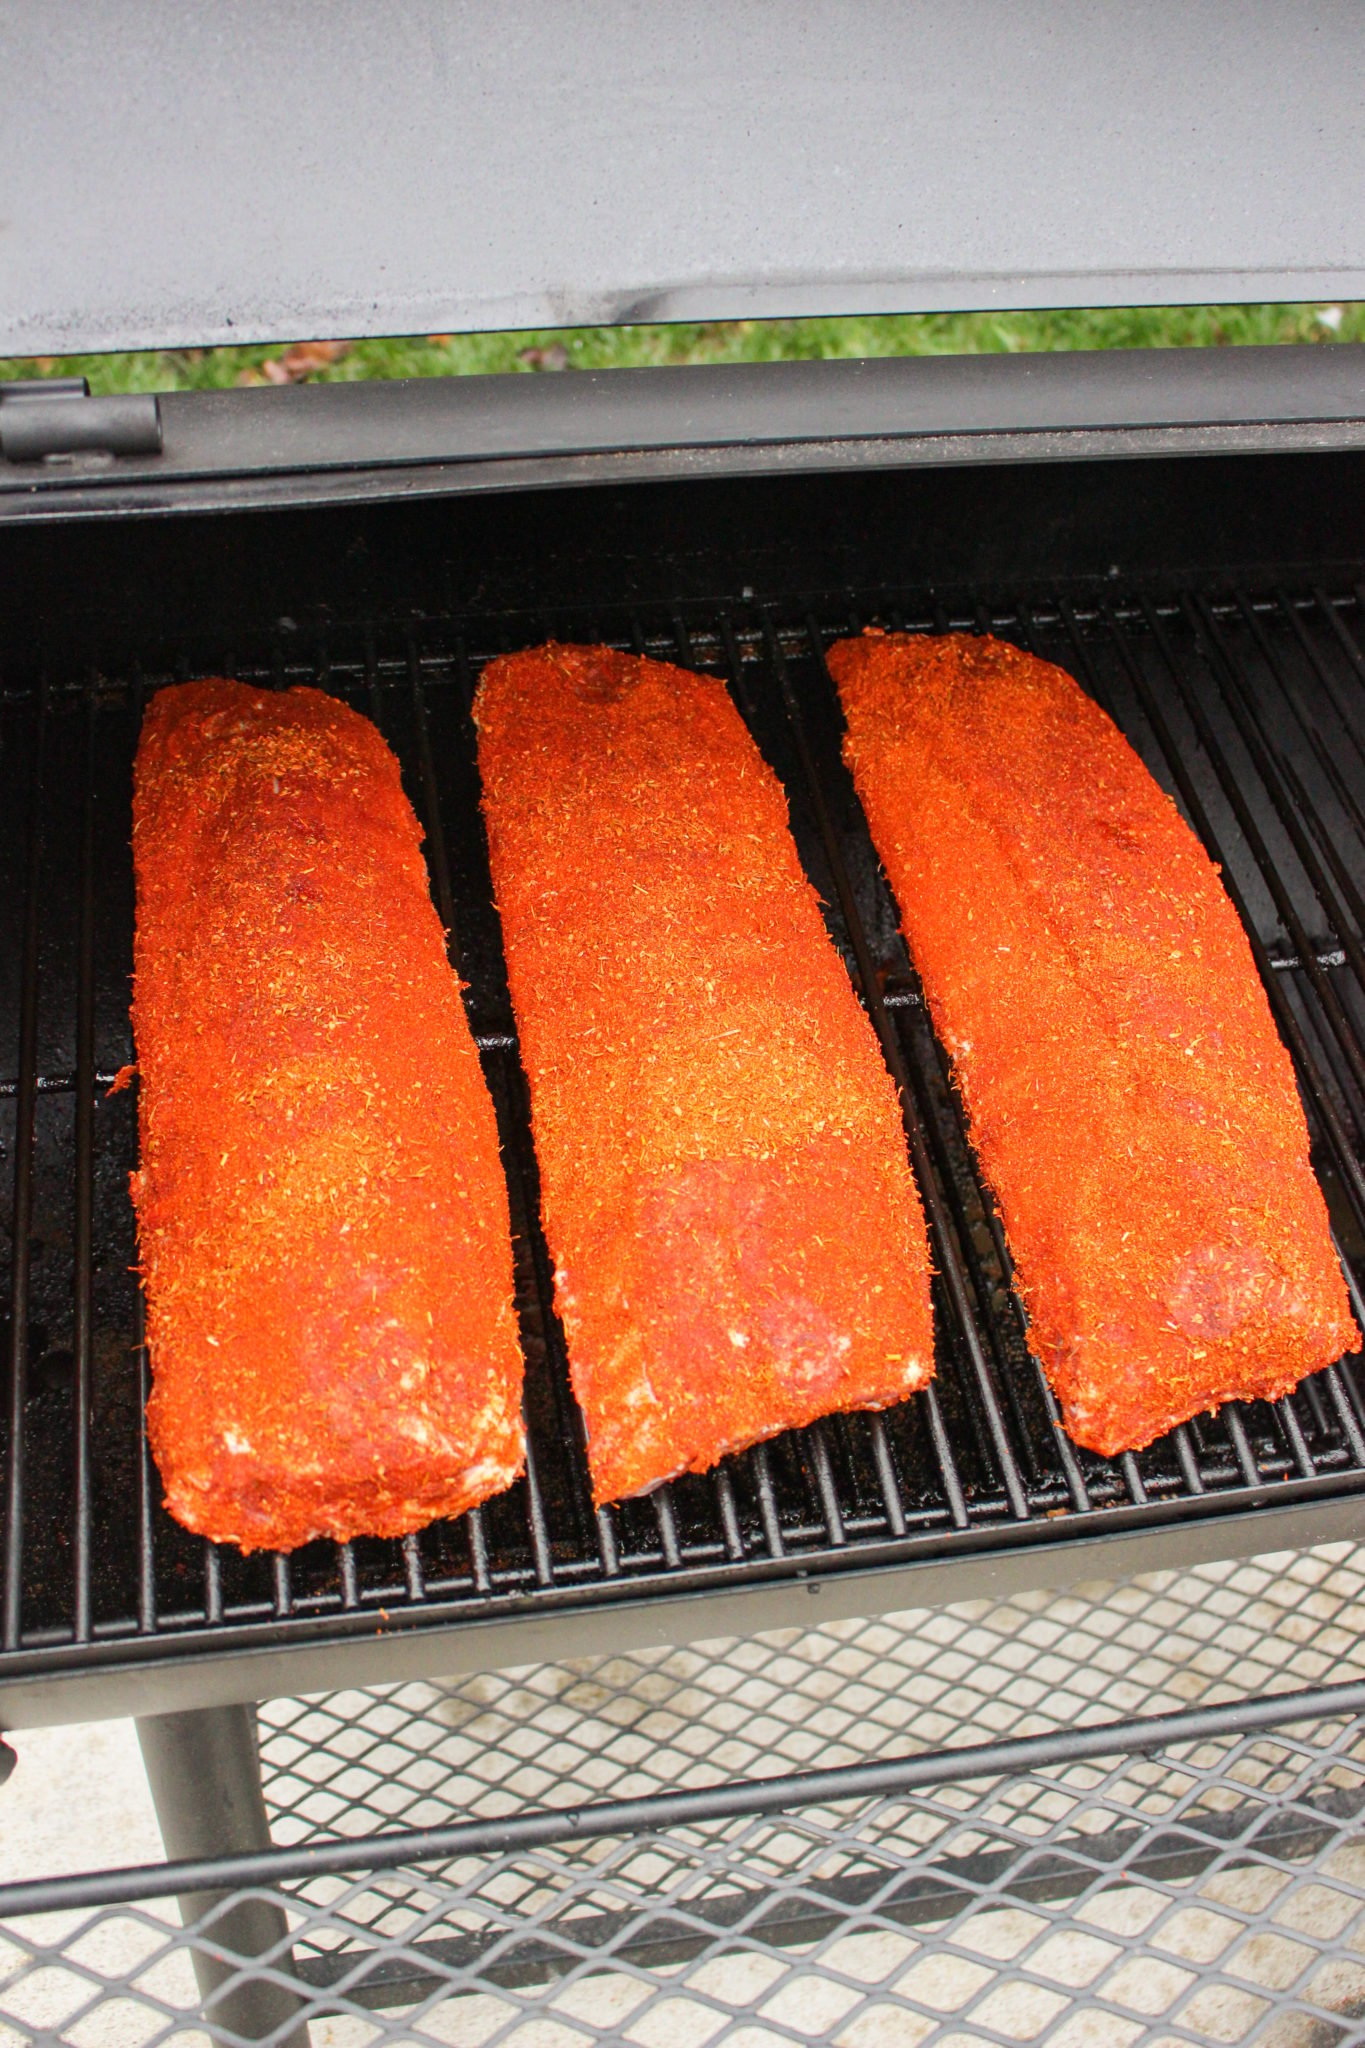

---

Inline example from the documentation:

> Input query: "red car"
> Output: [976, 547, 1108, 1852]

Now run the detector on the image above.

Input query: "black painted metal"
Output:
[0, 349, 1362, 522]
[135, 1704, 307, 2044]
[0, 390, 161, 464]
[3, 584, 1365, 1700]
[3, 691, 43, 1653]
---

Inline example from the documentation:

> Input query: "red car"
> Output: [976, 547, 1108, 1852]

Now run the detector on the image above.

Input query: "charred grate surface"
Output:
[4, 581, 1365, 1681]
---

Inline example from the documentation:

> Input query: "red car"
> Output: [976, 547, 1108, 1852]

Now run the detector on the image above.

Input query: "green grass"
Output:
[3, 302, 1362, 394]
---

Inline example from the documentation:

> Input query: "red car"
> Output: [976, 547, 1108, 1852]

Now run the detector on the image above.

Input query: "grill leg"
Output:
[136, 1703, 308, 2044]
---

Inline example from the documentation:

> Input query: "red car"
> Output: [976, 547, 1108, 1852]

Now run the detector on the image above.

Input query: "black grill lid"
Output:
[4, 1, 1364, 358]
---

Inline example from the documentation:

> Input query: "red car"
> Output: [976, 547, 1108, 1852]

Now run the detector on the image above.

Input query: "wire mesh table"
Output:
[5, 1541, 1365, 2046]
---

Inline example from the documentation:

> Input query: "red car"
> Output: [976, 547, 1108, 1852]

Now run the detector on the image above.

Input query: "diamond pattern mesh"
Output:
[5, 1545, 1365, 2046]
[258, 1542, 1365, 1848]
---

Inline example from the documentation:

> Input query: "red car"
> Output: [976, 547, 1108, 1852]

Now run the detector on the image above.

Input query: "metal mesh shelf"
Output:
[256, 1544, 1365, 1849]
[6, 1544, 1365, 2044]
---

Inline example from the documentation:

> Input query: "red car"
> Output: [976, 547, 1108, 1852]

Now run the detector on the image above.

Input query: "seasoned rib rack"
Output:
[474, 642, 934, 1505]
[832, 628, 1358, 1454]
[4, 578, 1365, 1715]
[131, 680, 525, 1552]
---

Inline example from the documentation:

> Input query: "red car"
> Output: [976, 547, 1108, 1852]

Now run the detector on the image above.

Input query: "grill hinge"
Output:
[0, 378, 162, 463]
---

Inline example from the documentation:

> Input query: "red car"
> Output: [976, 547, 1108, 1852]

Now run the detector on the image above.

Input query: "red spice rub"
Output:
[474, 643, 934, 1505]
[132, 680, 525, 1552]
[832, 629, 1359, 1456]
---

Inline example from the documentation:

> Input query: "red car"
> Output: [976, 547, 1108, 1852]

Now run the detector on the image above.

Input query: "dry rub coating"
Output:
[831, 629, 1359, 1456]
[132, 680, 525, 1552]
[474, 643, 934, 1504]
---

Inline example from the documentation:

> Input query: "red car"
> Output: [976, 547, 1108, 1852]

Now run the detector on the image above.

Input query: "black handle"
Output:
[0, 392, 162, 461]
[0, 377, 90, 401]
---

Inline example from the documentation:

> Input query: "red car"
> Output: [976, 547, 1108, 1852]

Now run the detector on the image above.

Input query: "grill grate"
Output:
[4, 580, 1365, 1687]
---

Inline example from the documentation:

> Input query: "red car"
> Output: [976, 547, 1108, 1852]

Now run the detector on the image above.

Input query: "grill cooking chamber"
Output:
[2, 369, 1365, 1726]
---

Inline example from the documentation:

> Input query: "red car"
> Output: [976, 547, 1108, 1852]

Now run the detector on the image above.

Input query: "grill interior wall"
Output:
[3, 452, 1365, 1688]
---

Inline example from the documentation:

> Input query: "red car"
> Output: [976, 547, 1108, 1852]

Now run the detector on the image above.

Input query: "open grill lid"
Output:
[4, 0, 1365, 360]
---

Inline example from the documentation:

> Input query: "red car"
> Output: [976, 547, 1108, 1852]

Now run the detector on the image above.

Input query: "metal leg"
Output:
[136, 1703, 309, 2044]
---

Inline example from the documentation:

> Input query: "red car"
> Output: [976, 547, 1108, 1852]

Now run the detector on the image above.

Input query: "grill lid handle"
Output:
[0, 381, 162, 462]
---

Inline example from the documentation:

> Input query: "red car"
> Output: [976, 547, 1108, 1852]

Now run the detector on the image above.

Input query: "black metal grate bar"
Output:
[441, 635, 602, 1592]
[762, 613, 1028, 1524]
[3, 580, 1365, 1690]
[72, 683, 97, 1643]
[1250, 598, 1365, 925]
[1209, 599, 1365, 984]
[1064, 602, 1362, 1501]
[203, 1541, 222, 1626]
[135, 1290, 155, 1635]
[1187, 597, 1365, 1085]
[3, 689, 44, 1651]
[1135, 601, 1365, 1225]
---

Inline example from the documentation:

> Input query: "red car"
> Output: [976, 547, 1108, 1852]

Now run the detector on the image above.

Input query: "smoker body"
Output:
[2, 270, 1365, 2048]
